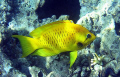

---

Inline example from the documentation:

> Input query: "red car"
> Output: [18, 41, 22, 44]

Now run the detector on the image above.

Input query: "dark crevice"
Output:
[115, 22, 120, 35]
[6, 0, 20, 26]
[101, 67, 120, 77]
[38, 71, 43, 77]
[36, 0, 80, 23]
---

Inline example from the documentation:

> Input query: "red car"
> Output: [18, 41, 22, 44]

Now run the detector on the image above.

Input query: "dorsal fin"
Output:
[30, 20, 74, 38]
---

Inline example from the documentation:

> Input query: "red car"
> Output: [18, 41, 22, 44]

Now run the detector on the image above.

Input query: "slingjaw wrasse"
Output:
[12, 20, 96, 68]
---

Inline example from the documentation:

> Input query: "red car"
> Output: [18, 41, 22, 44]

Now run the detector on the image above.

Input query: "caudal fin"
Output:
[12, 35, 40, 58]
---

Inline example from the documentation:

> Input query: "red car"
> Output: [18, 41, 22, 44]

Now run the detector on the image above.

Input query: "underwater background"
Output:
[0, 0, 120, 77]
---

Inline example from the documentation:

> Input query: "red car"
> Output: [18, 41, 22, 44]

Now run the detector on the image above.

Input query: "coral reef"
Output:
[77, 0, 120, 76]
[0, 0, 120, 77]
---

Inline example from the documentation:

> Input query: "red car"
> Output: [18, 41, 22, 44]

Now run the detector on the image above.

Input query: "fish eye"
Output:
[77, 42, 83, 47]
[87, 34, 91, 38]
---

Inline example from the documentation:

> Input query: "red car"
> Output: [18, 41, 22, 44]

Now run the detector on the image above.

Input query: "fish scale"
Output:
[40, 28, 70, 51]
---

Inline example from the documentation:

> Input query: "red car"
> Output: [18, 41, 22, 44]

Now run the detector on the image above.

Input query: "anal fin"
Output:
[31, 49, 60, 57]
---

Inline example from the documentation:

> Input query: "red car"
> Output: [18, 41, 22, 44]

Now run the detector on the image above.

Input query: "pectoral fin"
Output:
[70, 51, 77, 68]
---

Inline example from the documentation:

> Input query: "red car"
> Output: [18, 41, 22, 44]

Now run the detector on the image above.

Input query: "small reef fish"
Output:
[12, 20, 96, 68]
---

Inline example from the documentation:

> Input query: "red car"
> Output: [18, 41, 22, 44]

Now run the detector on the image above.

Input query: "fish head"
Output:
[75, 28, 96, 50]
[83, 32, 96, 46]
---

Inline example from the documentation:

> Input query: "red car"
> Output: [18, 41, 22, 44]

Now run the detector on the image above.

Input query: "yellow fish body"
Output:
[12, 20, 96, 67]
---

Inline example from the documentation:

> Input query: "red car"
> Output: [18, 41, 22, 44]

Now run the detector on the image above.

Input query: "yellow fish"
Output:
[12, 20, 96, 68]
